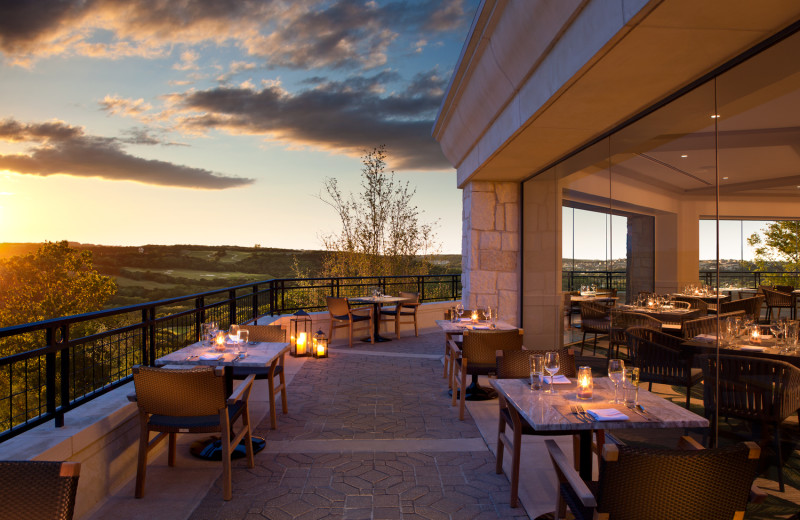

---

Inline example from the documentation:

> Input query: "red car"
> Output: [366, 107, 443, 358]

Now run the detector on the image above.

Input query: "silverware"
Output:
[636, 404, 659, 421]
[570, 405, 585, 422]
[575, 404, 590, 422]
[185, 354, 197, 361]
[627, 403, 653, 421]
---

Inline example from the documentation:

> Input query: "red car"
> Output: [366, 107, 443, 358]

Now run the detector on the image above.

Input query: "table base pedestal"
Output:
[449, 376, 498, 401]
[190, 436, 266, 461]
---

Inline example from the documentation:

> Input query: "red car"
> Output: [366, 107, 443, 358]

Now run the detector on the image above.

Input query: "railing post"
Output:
[141, 308, 149, 365]
[418, 276, 424, 302]
[194, 297, 203, 343]
[148, 307, 156, 366]
[229, 289, 237, 326]
[252, 284, 259, 322]
[45, 326, 60, 427]
[59, 324, 70, 426]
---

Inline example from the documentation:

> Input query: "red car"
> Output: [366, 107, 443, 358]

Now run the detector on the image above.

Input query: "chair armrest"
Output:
[228, 373, 256, 404]
[545, 439, 597, 508]
[448, 339, 461, 359]
[351, 306, 373, 316]
[127, 392, 138, 403]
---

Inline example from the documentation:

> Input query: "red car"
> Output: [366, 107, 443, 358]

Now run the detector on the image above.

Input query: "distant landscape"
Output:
[0, 243, 462, 308]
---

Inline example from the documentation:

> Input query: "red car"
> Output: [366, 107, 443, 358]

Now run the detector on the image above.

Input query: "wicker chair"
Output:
[681, 310, 745, 340]
[442, 308, 475, 385]
[700, 354, 800, 492]
[231, 324, 287, 429]
[327, 296, 373, 347]
[671, 295, 708, 315]
[0, 460, 81, 520]
[379, 291, 420, 338]
[546, 436, 763, 520]
[608, 310, 663, 359]
[450, 329, 523, 420]
[762, 287, 793, 321]
[579, 301, 611, 355]
[495, 347, 583, 508]
[669, 300, 691, 309]
[626, 327, 702, 408]
[132, 366, 255, 500]
[719, 294, 764, 322]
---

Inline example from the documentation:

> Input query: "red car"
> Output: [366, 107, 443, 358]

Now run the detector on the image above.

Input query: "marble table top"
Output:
[349, 295, 406, 304]
[155, 341, 289, 368]
[435, 319, 518, 333]
[491, 377, 708, 432]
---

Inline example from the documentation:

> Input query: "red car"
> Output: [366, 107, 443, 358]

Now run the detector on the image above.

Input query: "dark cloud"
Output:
[0, 0, 475, 71]
[172, 69, 451, 169]
[0, 119, 252, 189]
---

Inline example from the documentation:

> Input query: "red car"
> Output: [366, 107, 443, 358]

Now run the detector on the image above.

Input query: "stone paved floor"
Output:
[187, 331, 529, 520]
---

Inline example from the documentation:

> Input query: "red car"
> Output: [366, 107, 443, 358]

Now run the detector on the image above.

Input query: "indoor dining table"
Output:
[491, 377, 708, 481]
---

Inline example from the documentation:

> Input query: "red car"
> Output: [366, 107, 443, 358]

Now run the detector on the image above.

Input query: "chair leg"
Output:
[451, 364, 459, 407]
[267, 373, 278, 430]
[168, 432, 177, 466]
[509, 426, 521, 507]
[458, 367, 468, 421]
[220, 413, 233, 501]
[413, 314, 418, 336]
[279, 368, 288, 415]
[592, 333, 598, 354]
[581, 331, 587, 355]
[443, 337, 450, 379]
[348, 320, 354, 348]
[685, 384, 692, 409]
[774, 423, 785, 492]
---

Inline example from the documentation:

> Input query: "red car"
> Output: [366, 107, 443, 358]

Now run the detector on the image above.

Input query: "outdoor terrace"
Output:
[3, 323, 797, 520]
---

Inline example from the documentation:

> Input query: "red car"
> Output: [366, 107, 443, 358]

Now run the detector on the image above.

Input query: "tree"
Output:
[0, 241, 118, 328]
[317, 145, 439, 278]
[747, 221, 800, 280]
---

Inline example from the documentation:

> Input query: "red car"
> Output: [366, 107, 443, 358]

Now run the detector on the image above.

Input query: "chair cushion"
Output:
[231, 365, 283, 380]
[149, 401, 246, 432]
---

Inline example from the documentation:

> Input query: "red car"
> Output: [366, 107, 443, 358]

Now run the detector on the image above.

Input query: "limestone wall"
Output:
[462, 181, 521, 325]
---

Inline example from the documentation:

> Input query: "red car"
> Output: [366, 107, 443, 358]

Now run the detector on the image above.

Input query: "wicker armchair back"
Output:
[0, 460, 80, 520]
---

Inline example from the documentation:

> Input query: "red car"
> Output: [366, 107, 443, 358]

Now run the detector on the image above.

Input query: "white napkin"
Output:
[587, 408, 629, 421]
[471, 325, 491, 330]
[739, 345, 766, 352]
[198, 353, 224, 360]
[694, 334, 717, 342]
[543, 375, 571, 384]
[458, 318, 472, 322]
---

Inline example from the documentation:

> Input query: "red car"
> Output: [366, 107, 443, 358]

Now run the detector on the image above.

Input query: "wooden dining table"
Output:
[491, 377, 708, 481]
[348, 295, 406, 342]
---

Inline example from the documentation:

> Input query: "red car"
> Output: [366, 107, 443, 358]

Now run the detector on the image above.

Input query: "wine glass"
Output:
[529, 354, 544, 392]
[544, 351, 560, 394]
[608, 359, 625, 404]
[456, 303, 464, 320]
[229, 324, 240, 344]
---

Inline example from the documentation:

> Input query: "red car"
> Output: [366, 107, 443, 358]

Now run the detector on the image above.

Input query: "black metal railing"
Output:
[562, 271, 627, 292]
[0, 273, 460, 443]
[699, 270, 799, 289]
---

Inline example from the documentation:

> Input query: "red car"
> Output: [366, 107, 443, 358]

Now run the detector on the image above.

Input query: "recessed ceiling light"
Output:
[681, 154, 688, 158]
[711, 114, 720, 119]
[722, 177, 729, 180]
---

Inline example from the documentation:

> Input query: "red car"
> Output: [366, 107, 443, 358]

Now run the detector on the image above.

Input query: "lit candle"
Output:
[577, 366, 593, 400]
[750, 327, 761, 344]
[296, 332, 307, 355]
[215, 330, 227, 352]
[317, 343, 325, 357]
[471, 311, 478, 322]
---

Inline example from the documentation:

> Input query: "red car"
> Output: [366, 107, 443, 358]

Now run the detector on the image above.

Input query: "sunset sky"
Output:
[0, 0, 479, 253]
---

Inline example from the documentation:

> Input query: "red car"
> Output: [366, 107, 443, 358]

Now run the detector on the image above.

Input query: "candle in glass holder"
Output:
[296, 332, 307, 355]
[471, 311, 478, 322]
[577, 366, 593, 400]
[214, 330, 227, 351]
[750, 326, 761, 344]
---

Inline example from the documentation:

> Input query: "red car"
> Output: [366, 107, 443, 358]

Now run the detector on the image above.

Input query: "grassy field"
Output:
[122, 267, 268, 281]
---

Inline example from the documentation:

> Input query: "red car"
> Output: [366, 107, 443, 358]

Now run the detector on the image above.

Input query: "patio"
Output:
[80, 327, 799, 520]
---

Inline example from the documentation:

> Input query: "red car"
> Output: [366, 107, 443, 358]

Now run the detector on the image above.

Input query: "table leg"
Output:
[448, 374, 498, 401]
[578, 430, 592, 481]
[362, 302, 392, 342]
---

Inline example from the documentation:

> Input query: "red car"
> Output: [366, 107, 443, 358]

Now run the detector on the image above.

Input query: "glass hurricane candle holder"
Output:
[577, 366, 593, 400]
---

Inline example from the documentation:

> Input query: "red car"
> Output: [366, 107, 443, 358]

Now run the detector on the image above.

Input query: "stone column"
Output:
[462, 181, 520, 325]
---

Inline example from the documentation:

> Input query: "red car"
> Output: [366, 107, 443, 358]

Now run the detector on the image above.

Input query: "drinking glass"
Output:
[237, 330, 249, 358]
[624, 367, 639, 405]
[608, 359, 625, 404]
[544, 351, 560, 394]
[229, 324, 240, 343]
[456, 303, 464, 320]
[529, 354, 544, 392]
[786, 321, 799, 353]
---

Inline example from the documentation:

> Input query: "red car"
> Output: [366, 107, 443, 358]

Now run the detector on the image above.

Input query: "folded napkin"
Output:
[458, 318, 472, 322]
[199, 353, 224, 360]
[586, 408, 629, 421]
[739, 345, 766, 352]
[543, 375, 571, 384]
[471, 325, 491, 330]
[694, 334, 717, 342]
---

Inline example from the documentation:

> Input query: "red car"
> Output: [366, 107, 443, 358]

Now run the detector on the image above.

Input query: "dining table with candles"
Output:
[491, 376, 708, 481]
